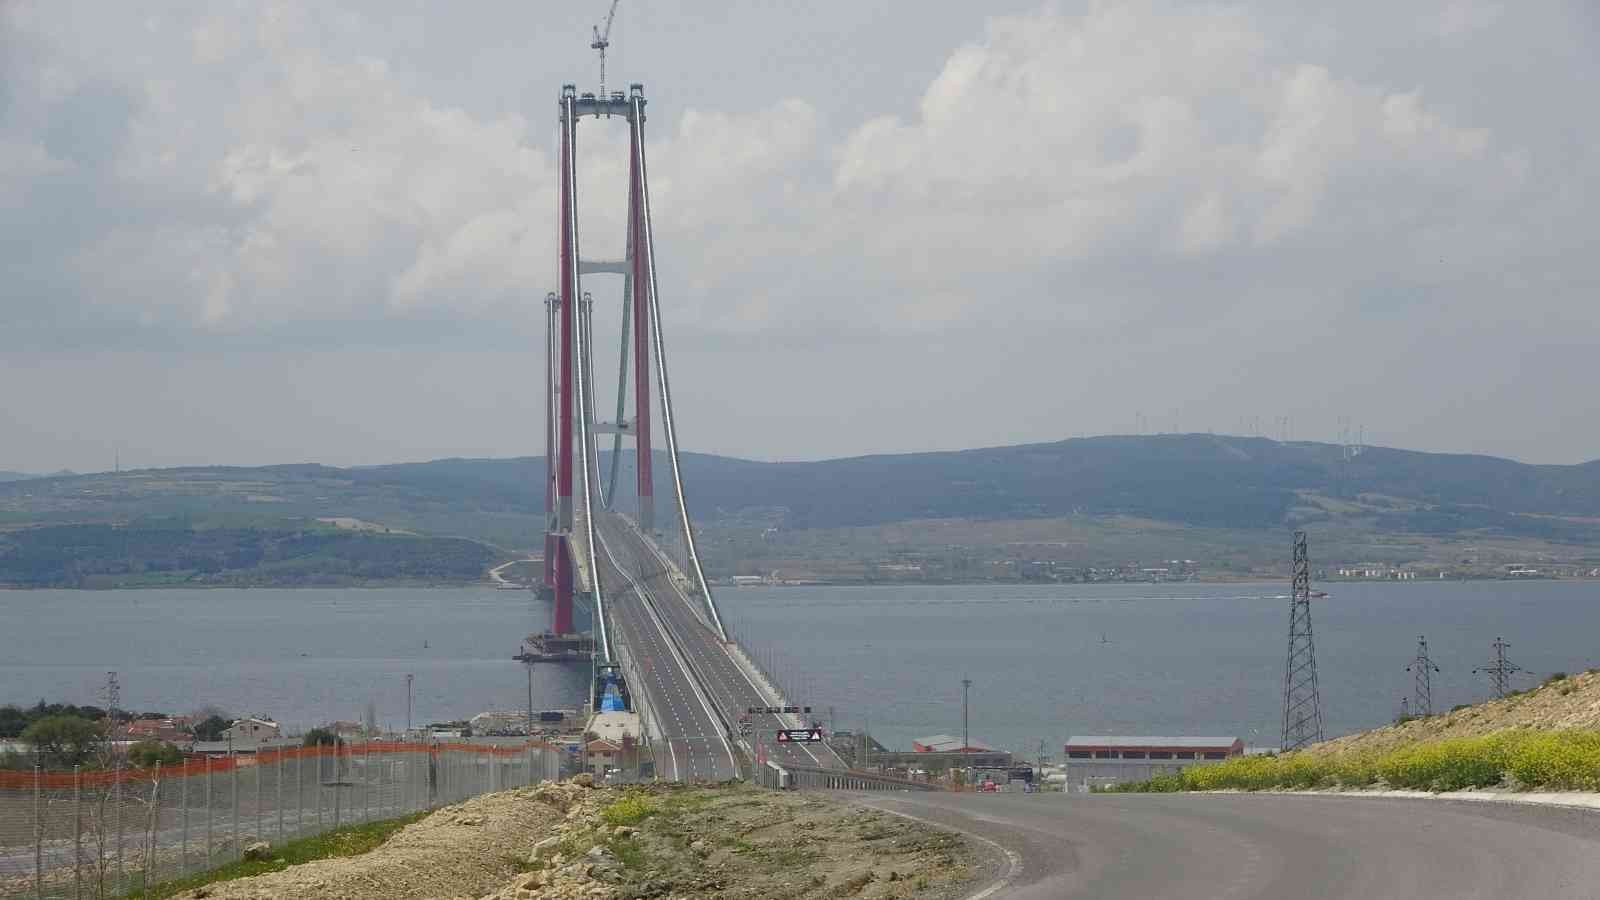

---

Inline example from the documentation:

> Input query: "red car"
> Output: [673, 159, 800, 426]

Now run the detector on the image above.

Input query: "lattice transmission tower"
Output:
[1407, 635, 1440, 716]
[1282, 531, 1324, 751]
[1473, 636, 1523, 699]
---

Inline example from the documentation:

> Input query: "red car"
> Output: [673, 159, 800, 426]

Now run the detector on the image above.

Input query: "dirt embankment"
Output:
[1314, 669, 1600, 757]
[187, 778, 980, 900]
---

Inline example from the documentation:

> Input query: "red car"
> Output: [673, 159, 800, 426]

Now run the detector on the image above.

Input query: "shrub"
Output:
[128, 740, 183, 768]
[1109, 730, 1600, 794]
[1374, 734, 1518, 791]
[1506, 732, 1600, 791]
[601, 792, 656, 826]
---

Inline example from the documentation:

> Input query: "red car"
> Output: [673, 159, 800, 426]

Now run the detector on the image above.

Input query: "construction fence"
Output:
[0, 740, 564, 899]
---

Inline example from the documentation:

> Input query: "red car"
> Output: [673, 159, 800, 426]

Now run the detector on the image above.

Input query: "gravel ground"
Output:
[182, 777, 983, 900]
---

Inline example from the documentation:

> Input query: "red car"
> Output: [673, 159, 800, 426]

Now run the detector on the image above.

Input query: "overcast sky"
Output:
[2, 1, 1596, 473]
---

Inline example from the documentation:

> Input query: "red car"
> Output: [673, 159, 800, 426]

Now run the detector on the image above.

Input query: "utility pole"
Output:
[1473, 637, 1523, 699]
[405, 673, 414, 736]
[1407, 636, 1440, 716]
[962, 677, 973, 753]
[1281, 531, 1324, 751]
[526, 663, 535, 736]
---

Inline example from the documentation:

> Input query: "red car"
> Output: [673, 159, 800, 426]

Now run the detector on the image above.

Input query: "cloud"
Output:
[1, 0, 1597, 469]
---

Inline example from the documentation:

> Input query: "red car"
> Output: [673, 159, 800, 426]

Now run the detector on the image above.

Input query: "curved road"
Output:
[856, 791, 1600, 899]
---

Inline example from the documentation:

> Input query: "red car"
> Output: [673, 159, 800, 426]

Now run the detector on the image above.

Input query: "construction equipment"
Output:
[591, 0, 622, 98]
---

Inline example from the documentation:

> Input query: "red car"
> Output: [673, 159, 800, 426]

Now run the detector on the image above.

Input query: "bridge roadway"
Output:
[597, 512, 844, 772]
[594, 528, 739, 782]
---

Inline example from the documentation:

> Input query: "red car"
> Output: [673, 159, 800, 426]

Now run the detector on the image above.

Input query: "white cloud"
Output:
[2, 0, 1597, 468]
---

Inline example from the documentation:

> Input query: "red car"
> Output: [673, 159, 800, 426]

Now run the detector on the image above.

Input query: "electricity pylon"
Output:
[1281, 531, 1324, 751]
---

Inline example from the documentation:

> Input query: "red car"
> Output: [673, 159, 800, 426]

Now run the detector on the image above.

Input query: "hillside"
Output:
[4, 435, 1600, 578]
[0, 521, 500, 588]
[1110, 670, 1600, 794]
[1315, 669, 1600, 757]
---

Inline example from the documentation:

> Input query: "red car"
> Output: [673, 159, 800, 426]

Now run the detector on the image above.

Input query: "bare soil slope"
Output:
[1314, 669, 1600, 757]
[188, 780, 980, 900]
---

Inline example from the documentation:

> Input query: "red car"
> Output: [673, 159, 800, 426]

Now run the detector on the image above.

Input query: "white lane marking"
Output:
[599, 526, 738, 778]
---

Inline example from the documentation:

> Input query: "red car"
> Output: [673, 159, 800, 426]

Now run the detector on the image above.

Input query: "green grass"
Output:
[1106, 730, 1600, 794]
[129, 811, 427, 898]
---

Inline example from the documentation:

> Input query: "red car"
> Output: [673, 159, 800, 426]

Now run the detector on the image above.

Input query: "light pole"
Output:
[405, 674, 414, 736]
[961, 677, 972, 753]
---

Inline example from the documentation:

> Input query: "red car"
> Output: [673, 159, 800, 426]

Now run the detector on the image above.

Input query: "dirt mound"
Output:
[187, 780, 600, 899]
[184, 780, 978, 900]
[1314, 669, 1600, 756]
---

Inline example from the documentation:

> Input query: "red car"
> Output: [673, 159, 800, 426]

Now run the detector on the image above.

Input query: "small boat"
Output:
[1099, 633, 1112, 645]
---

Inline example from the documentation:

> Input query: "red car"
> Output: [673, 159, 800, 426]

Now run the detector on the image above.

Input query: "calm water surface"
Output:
[3, 581, 1598, 754]
[719, 580, 1600, 754]
[0, 587, 586, 733]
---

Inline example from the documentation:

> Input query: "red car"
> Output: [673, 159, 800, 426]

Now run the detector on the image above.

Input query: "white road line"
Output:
[599, 526, 737, 779]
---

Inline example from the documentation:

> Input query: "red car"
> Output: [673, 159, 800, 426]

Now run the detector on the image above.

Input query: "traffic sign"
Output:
[775, 728, 824, 743]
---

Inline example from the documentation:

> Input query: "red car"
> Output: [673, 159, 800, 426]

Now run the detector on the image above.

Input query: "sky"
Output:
[1, 0, 1597, 473]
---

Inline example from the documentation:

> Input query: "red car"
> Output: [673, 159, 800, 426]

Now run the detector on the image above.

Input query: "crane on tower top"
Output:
[590, 0, 621, 98]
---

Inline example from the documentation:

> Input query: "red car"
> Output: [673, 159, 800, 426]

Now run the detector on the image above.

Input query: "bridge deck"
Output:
[596, 529, 738, 782]
[599, 513, 844, 773]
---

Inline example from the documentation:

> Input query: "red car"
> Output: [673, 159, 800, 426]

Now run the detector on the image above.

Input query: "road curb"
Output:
[1209, 787, 1600, 812]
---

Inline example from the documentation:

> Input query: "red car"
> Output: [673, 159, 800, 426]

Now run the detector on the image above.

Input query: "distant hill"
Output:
[3, 436, 1600, 551]
[0, 472, 34, 483]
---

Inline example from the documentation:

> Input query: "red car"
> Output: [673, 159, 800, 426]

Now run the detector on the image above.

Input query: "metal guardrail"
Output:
[780, 765, 944, 792]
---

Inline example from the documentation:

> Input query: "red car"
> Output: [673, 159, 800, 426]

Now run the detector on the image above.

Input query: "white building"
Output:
[223, 717, 281, 749]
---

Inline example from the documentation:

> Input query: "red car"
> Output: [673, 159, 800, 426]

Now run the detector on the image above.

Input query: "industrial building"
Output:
[1062, 736, 1244, 791]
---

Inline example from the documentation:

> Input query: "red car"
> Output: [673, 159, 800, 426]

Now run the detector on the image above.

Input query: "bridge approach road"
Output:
[599, 513, 844, 771]
[595, 528, 739, 782]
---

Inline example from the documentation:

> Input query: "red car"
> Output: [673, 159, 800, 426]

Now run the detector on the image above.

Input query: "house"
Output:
[585, 738, 621, 775]
[223, 717, 281, 749]
[126, 717, 191, 743]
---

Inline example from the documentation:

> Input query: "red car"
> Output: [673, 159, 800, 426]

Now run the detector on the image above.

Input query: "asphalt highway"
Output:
[854, 791, 1600, 899]
[598, 513, 843, 771]
[594, 529, 738, 782]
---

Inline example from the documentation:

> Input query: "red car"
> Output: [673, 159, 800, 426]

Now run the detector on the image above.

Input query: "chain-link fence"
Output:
[0, 740, 563, 899]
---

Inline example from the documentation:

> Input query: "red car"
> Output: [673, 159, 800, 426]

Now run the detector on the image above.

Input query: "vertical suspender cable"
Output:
[566, 93, 611, 664]
[607, 216, 635, 507]
[631, 93, 728, 641]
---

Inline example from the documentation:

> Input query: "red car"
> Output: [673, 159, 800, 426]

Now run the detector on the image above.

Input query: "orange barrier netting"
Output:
[0, 739, 559, 790]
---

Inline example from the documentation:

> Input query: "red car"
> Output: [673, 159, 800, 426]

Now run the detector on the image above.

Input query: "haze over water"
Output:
[4, 581, 1598, 754]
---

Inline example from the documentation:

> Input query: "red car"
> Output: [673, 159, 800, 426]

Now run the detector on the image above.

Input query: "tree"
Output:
[0, 705, 26, 738]
[21, 714, 103, 767]
[127, 740, 182, 768]
[192, 714, 230, 742]
[303, 727, 343, 748]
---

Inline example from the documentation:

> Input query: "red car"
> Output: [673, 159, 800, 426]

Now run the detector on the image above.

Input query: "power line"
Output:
[1282, 531, 1324, 751]
[1406, 635, 1440, 716]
